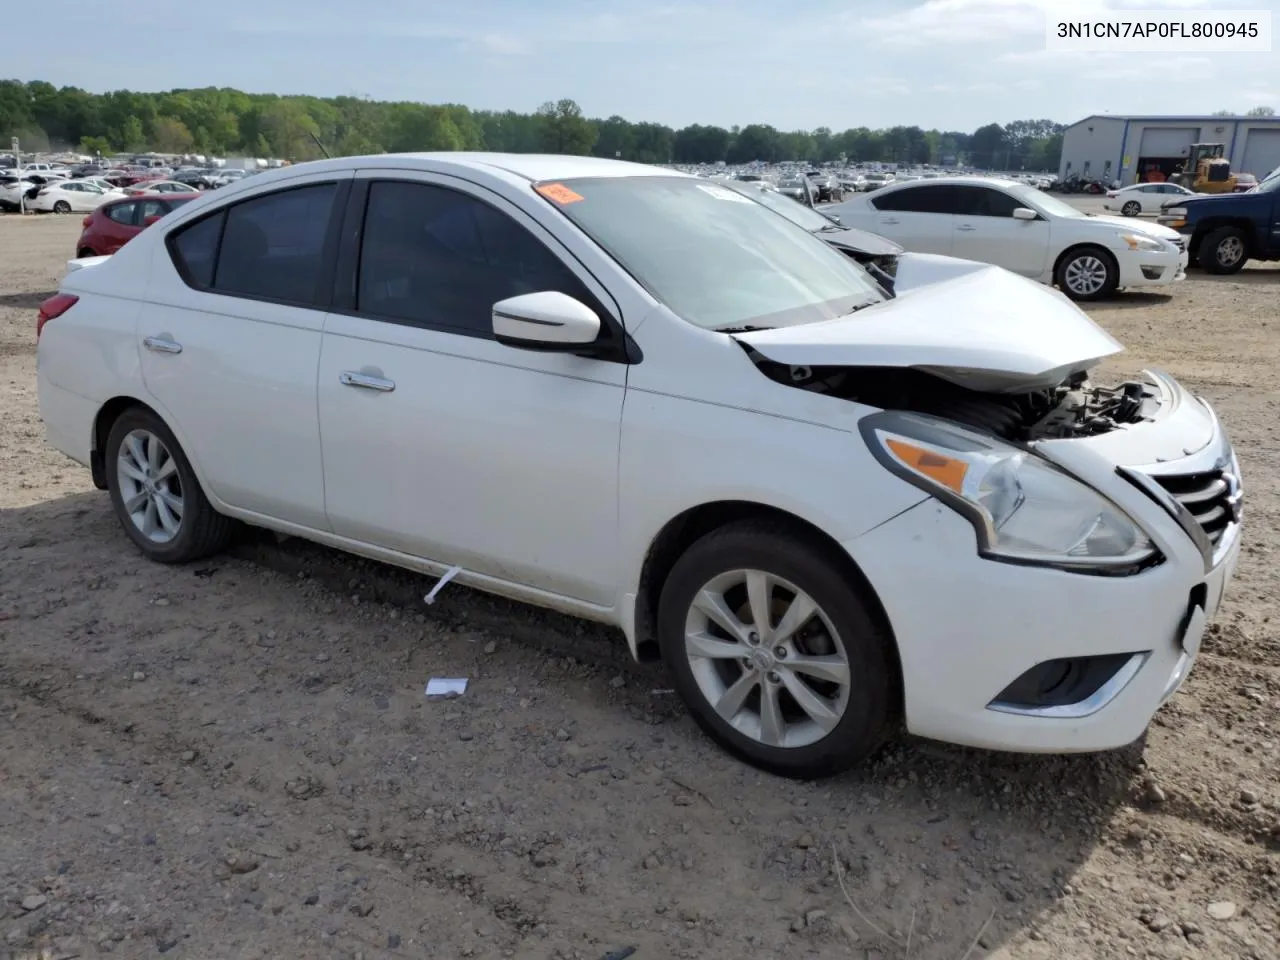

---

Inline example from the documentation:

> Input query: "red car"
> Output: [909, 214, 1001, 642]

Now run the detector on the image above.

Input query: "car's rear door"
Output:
[136, 170, 353, 529]
[866, 184, 959, 255]
[315, 171, 626, 605]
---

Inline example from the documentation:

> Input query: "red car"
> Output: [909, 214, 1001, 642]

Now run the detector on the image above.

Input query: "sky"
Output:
[10, 0, 1279, 132]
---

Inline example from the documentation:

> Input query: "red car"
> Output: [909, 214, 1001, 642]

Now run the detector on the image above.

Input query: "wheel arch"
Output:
[1190, 217, 1257, 257]
[1052, 241, 1119, 282]
[631, 499, 901, 683]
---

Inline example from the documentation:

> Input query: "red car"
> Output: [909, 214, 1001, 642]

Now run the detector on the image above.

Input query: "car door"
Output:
[136, 172, 353, 529]
[102, 200, 140, 252]
[316, 173, 626, 606]
[866, 184, 958, 255]
[950, 185, 1052, 277]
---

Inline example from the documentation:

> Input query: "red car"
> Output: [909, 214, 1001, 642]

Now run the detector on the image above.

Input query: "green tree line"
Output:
[0, 80, 1065, 170]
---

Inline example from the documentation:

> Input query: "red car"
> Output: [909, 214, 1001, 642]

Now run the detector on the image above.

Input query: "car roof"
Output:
[220, 152, 687, 185]
[880, 176, 1023, 189]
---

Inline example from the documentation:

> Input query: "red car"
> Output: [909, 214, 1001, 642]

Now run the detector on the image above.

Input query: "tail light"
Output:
[36, 293, 79, 339]
[82, 215, 93, 227]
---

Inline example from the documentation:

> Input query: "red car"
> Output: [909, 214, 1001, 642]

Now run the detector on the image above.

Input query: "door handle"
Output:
[956, 224, 976, 232]
[339, 371, 395, 392]
[142, 336, 182, 354]
[879, 217, 900, 224]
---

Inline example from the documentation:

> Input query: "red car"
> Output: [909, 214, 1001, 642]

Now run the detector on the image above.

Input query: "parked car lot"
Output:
[2, 210, 1279, 959]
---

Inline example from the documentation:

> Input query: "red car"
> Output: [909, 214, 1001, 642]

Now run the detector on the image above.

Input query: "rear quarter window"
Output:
[168, 211, 224, 288]
[107, 202, 137, 225]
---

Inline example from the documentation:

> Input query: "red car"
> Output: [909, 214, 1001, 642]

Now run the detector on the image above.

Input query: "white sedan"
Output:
[36, 154, 1242, 777]
[1103, 182, 1197, 217]
[26, 178, 121, 214]
[123, 180, 201, 196]
[825, 176, 1189, 300]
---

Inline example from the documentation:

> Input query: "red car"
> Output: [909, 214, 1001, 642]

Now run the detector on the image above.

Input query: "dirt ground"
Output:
[1, 213, 1277, 960]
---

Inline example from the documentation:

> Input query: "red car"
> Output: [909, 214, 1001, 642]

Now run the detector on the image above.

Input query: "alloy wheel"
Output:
[1217, 236, 1244, 267]
[116, 429, 184, 543]
[1064, 254, 1109, 296]
[683, 569, 851, 749]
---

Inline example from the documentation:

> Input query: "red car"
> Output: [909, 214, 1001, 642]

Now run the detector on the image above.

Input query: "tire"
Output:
[53, 200, 71, 214]
[105, 407, 234, 563]
[1121, 200, 1140, 217]
[77, 247, 96, 259]
[1199, 226, 1248, 275]
[656, 520, 897, 778]
[1055, 245, 1119, 301]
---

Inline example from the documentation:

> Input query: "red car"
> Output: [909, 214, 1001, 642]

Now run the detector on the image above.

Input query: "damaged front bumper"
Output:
[843, 370, 1243, 754]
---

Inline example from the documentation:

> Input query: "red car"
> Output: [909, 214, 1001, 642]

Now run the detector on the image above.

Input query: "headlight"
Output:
[861, 413, 1158, 573]
[1120, 234, 1167, 252]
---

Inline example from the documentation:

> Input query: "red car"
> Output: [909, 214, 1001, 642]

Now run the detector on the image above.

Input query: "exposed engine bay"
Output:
[751, 358, 1155, 441]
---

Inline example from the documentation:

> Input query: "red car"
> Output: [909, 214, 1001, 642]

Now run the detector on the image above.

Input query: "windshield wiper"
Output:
[714, 324, 774, 333]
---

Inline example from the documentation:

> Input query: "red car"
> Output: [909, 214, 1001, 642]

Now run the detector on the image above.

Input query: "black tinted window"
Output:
[871, 185, 959, 214]
[954, 187, 1023, 217]
[107, 202, 136, 225]
[170, 211, 224, 288]
[357, 180, 596, 335]
[212, 183, 338, 304]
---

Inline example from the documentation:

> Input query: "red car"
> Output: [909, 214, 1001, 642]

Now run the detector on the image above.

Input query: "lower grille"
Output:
[1151, 469, 1239, 545]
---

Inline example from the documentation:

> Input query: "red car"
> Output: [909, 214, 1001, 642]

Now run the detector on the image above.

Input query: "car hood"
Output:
[732, 259, 1122, 393]
[1080, 214, 1181, 240]
[819, 226, 902, 257]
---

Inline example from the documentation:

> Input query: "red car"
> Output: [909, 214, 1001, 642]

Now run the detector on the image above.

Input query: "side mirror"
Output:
[143, 214, 162, 226]
[492, 291, 601, 352]
[1012, 207, 1038, 221]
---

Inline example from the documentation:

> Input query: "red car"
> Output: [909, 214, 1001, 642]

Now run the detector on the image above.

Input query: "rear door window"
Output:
[210, 183, 339, 305]
[871, 185, 961, 214]
[107, 202, 138, 225]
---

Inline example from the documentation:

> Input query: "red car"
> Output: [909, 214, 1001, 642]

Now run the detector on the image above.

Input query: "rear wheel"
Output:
[53, 200, 71, 214]
[1121, 200, 1140, 217]
[1055, 245, 1118, 301]
[657, 520, 897, 778]
[105, 407, 234, 563]
[1199, 226, 1248, 275]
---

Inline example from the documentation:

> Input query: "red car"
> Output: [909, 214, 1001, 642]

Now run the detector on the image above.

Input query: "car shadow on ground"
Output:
[1, 491, 1142, 959]
[0, 289, 56, 310]
[1187, 270, 1279, 285]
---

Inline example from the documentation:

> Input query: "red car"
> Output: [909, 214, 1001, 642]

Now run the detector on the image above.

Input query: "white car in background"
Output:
[27, 178, 121, 214]
[36, 153, 1241, 778]
[1104, 182, 1197, 217]
[825, 176, 1188, 300]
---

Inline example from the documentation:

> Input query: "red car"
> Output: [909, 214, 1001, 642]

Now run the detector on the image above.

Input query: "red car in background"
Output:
[76, 193, 199, 258]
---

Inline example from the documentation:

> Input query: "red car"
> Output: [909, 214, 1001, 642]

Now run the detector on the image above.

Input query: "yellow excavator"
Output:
[1169, 143, 1237, 194]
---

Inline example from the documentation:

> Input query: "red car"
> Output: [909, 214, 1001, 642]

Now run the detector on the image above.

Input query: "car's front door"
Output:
[950, 186, 1052, 277]
[316, 173, 626, 606]
[136, 172, 352, 529]
[866, 184, 959, 255]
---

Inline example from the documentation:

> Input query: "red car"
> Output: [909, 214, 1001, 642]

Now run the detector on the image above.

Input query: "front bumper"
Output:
[845, 372, 1241, 753]
[1115, 245, 1188, 288]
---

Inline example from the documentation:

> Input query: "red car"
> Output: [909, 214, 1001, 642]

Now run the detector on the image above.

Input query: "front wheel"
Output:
[1055, 246, 1118, 301]
[1121, 200, 1140, 217]
[1199, 226, 1248, 275]
[657, 521, 897, 778]
[105, 407, 234, 563]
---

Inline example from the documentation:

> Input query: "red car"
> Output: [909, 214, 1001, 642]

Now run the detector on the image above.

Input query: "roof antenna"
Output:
[309, 132, 331, 159]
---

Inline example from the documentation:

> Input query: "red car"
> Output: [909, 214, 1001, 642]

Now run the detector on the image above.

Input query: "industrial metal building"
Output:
[1058, 114, 1280, 185]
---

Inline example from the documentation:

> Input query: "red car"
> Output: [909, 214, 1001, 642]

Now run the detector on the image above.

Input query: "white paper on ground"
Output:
[425, 677, 468, 697]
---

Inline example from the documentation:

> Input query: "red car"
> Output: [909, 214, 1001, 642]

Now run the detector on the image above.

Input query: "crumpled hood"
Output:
[733, 259, 1123, 393]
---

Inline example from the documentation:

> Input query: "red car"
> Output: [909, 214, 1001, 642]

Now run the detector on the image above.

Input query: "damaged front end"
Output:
[746, 359, 1155, 442]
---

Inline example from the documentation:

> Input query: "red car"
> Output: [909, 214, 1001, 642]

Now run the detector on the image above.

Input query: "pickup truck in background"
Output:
[1159, 168, 1280, 274]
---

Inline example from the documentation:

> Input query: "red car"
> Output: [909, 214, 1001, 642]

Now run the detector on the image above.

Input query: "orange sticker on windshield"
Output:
[536, 183, 585, 205]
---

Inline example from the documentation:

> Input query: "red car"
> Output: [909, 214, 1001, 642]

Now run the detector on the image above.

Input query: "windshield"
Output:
[541, 176, 885, 330]
[1011, 183, 1085, 218]
[1256, 171, 1280, 193]
[719, 179, 835, 232]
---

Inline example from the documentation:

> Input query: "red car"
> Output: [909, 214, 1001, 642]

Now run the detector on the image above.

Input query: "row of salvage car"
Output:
[37, 153, 1244, 778]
